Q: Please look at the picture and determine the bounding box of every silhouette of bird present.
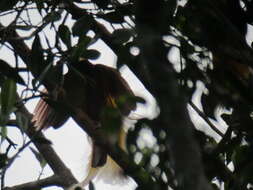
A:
[32,60,137,187]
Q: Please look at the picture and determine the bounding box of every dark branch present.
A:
[3,175,61,190]
[189,101,224,137]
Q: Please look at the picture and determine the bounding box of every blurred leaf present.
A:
[89,182,95,190]
[0,153,8,169]
[33,136,52,145]
[70,36,92,61]
[0,0,18,12]
[83,49,101,60]
[92,0,110,9]
[32,61,53,88]
[35,1,44,14]
[0,59,25,85]
[112,29,133,44]
[72,16,92,36]
[201,92,218,120]
[14,25,34,31]
[232,145,250,170]
[58,24,72,49]
[101,106,122,134]
[0,79,16,125]
[0,126,8,143]
[30,147,47,168]
[98,11,125,23]
[16,112,29,134]
[43,11,61,23]
[31,35,45,76]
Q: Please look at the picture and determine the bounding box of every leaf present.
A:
[82,49,101,60]
[32,61,53,88]
[0,126,8,143]
[14,25,34,31]
[30,147,47,168]
[72,16,92,36]
[89,182,95,190]
[33,136,52,145]
[0,0,18,12]
[0,153,8,169]
[0,59,25,85]
[58,24,72,49]
[16,112,29,134]
[98,11,125,24]
[70,36,92,61]
[31,35,45,76]
[0,79,16,125]
[43,11,61,23]
[112,29,133,44]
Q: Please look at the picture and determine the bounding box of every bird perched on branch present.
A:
[32,60,137,187]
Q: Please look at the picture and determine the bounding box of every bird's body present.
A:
[32,60,136,186]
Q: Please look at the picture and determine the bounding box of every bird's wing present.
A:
[94,64,137,116]
[32,89,69,130]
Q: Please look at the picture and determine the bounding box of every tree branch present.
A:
[69,107,157,188]
[3,175,61,190]
[14,95,79,189]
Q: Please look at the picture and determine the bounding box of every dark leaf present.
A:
[58,24,72,48]
[0,79,16,125]
[30,147,47,168]
[31,35,45,76]
[32,136,52,145]
[201,91,218,120]
[16,112,29,134]
[0,59,25,85]
[92,0,110,9]
[14,25,34,31]
[89,182,95,190]
[112,29,133,44]
[0,0,18,12]
[35,1,44,14]
[43,11,61,23]
[0,126,8,143]
[98,11,125,24]
[72,16,93,36]
[82,49,101,60]
[70,36,92,61]
[0,153,8,169]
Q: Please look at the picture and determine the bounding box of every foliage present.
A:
[0,0,253,190]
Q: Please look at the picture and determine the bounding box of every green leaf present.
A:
[112,29,133,44]
[30,147,47,168]
[0,59,25,85]
[82,49,101,60]
[72,16,93,37]
[58,24,72,49]
[0,79,16,125]
[0,126,8,143]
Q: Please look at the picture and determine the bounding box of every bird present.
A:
[32,60,137,187]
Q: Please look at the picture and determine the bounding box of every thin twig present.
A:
[189,100,224,137]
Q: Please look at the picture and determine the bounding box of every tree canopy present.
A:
[1,0,253,190]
